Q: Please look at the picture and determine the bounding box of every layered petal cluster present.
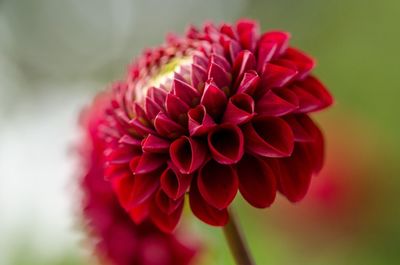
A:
[79,95,197,265]
[100,19,333,232]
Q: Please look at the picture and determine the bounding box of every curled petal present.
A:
[201,81,228,118]
[165,93,190,125]
[211,53,231,72]
[145,97,162,120]
[155,189,184,214]
[278,143,314,202]
[150,196,184,233]
[132,152,166,175]
[222,93,255,125]
[189,180,229,226]
[261,63,297,89]
[129,118,155,137]
[172,78,200,106]
[147,86,167,106]
[221,37,241,63]
[233,50,256,85]
[282,47,315,80]
[208,124,244,164]
[257,41,278,72]
[141,134,170,153]
[293,76,333,112]
[128,156,161,206]
[188,105,216,136]
[237,154,276,208]
[160,167,192,200]
[111,172,135,209]
[119,134,142,147]
[197,160,238,209]
[236,70,260,95]
[128,200,150,224]
[259,31,291,57]
[170,136,208,174]
[154,112,186,139]
[236,19,259,51]
[243,116,294,157]
[256,88,299,116]
[207,62,231,88]
[191,63,207,91]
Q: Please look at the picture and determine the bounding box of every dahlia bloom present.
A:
[98,19,333,232]
[79,95,197,265]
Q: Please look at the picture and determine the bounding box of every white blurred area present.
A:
[0,0,245,264]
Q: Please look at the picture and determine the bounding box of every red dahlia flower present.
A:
[98,19,333,232]
[79,95,197,265]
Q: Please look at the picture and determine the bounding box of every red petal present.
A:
[160,167,192,200]
[255,88,299,116]
[188,105,216,136]
[278,143,314,202]
[222,93,255,125]
[172,78,200,106]
[111,172,135,209]
[243,116,294,157]
[165,93,190,125]
[293,76,333,112]
[145,97,162,120]
[232,50,256,86]
[170,136,208,174]
[127,200,150,224]
[119,134,142,147]
[200,81,228,119]
[132,152,166,175]
[150,196,184,233]
[141,134,170,153]
[128,118,155,137]
[259,31,291,57]
[147,86,167,106]
[155,189,184,214]
[154,112,186,139]
[208,124,244,164]
[237,154,276,208]
[189,181,229,226]
[236,70,260,95]
[257,41,278,72]
[261,63,297,89]
[197,160,238,209]
[191,63,207,91]
[128,157,161,206]
[236,19,259,51]
[207,62,231,88]
[282,48,315,80]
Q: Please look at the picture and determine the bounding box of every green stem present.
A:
[223,209,255,265]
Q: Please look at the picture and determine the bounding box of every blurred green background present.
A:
[0,0,399,264]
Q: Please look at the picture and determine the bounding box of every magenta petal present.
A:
[261,63,298,88]
[207,62,231,88]
[211,53,231,72]
[165,93,190,125]
[222,93,255,125]
[237,154,276,208]
[172,78,200,106]
[160,167,192,200]
[259,31,291,57]
[132,152,166,175]
[256,88,299,116]
[243,116,294,157]
[236,70,260,95]
[154,112,186,139]
[141,134,170,153]
[189,181,229,226]
[278,143,314,202]
[200,81,228,118]
[150,196,184,233]
[170,136,207,174]
[208,124,244,164]
[197,159,238,210]
[155,189,184,214]
[119,134,142,147]
[188,105,216,136]
[147,86,167,106]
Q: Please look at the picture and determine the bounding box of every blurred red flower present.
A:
[94,19,333,232]
[79,94,198,265]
